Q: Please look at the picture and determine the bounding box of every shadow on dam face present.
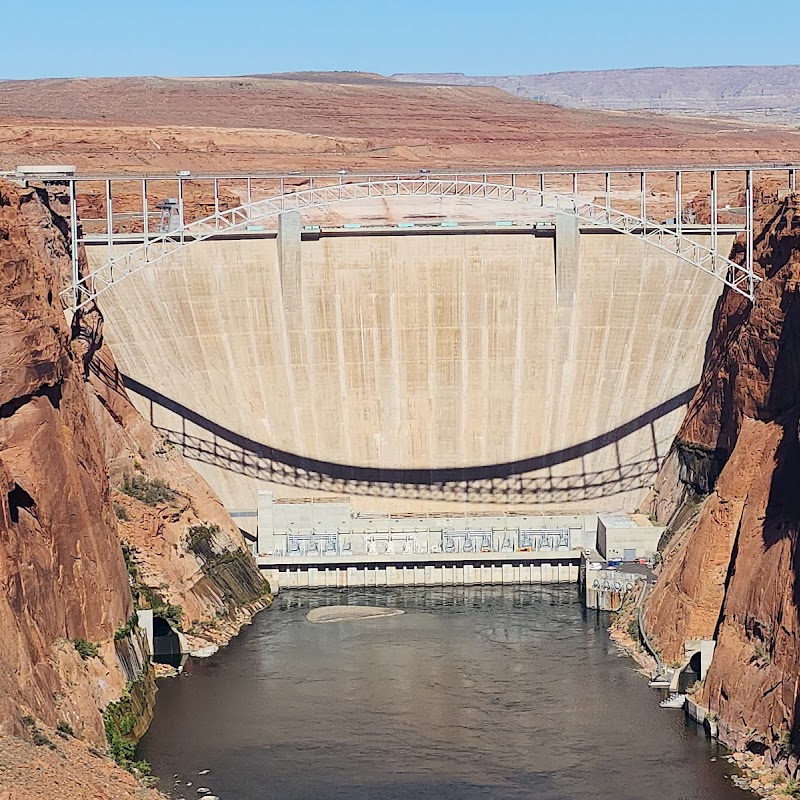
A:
[107,367,693,506]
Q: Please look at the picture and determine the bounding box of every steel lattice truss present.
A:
[63,178,758,311]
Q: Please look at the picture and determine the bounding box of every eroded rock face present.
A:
[0,183,131,742]
[644,196,800,751]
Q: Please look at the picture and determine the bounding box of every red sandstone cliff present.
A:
[0,181,268,797]
[644,195,800,757]
[0,183,133,743]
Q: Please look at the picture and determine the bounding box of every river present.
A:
[138,586,750,799]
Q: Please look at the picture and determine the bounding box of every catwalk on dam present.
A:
[137,586,748,800]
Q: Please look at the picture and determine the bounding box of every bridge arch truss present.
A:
[63,174,762,311]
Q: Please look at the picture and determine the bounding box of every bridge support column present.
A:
[555,212,581,307]
[278,211,302,312]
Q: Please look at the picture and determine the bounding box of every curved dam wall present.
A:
[88,230,728,513]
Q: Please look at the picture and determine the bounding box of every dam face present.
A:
[90,230,727,513]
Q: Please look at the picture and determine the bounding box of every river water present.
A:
[138,586,749,799]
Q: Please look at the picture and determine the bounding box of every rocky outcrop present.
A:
[88,337,270,648]
[0,179,269,792]
[643,195,800,755]
[0,732,162,800]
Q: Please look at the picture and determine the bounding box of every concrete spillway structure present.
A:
[89,227,729,513]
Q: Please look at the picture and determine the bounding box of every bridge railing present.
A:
[55,167,782,310]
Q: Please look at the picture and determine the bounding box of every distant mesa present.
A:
[390,65,800,123]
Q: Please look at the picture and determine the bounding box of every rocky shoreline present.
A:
[610,596,800,800]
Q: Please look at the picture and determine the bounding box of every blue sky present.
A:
[1,0,797,80]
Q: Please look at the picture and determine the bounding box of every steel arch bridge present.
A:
[63,177,758,311]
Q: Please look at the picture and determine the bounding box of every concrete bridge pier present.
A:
[555,212,581,307]
[278,211,302,312]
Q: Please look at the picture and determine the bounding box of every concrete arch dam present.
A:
[89,227,729,513]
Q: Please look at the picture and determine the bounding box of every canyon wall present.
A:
[0,181,268,796]
[644,195,800,754]
[0,181,134,744]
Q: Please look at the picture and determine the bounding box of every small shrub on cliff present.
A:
[130,760,153,779]
[103,675,154,778]
[22,717,55,749]
[785,779,800,798]
[778,729,794,760]
[114,613,139,642]
[626,617,641,647]
[212,550,241,568]
[750,643,772,667]
[56,721,74,738]
[113,502,130,521]
[72,638,99,660]
[186,522,221,550]
[121,541,140,583]
[121,473,175,506]
[104,686,138,767]
[31,729,55,749]
[105,721,135,767]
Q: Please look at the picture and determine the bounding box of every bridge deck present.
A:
[14,163,800,181]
